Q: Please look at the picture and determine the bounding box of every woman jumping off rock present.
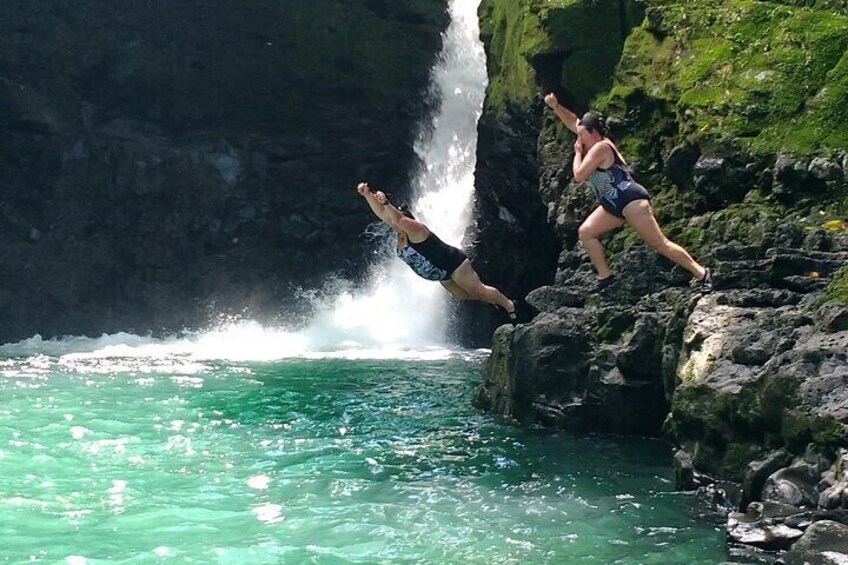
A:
[357,181,517,321]
[544,93,713,294]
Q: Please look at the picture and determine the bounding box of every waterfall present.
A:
[300,0,487,351]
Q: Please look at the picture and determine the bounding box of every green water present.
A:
[0,352,725,564]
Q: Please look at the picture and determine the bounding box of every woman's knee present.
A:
[578,223,597,242]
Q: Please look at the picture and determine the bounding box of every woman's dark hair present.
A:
[579,111,609,137]
[398,204,415,219]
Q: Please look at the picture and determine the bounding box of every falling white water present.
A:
[0,0,488,363]
[307,0,488,350]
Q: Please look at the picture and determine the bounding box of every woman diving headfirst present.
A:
[356,182,517,321]
[544,93,713,294]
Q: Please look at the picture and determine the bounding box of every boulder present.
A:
[779,520,848,565]
[727,511,803,550]
[743,451,795,506]
[762,463,822,508]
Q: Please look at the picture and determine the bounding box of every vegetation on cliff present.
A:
[605,0,848,154]
[480,0,848,152]
[478,0,646,117]
[827,266,848,305]
[479,0,848,264]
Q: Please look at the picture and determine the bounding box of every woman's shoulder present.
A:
[604,140,628,165]
[601,139,619,153]
[588,140,617,169]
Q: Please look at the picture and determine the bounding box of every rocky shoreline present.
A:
[470,0,848,561]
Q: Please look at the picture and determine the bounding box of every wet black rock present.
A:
[763,463,824,508]
[744,451,796,507]
[664,143,700,190]
[773,153,846,203]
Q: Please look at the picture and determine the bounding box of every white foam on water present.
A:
[0,321,490,366]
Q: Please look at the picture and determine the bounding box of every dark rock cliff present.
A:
[472,0,848,561]
[0,0,448,340]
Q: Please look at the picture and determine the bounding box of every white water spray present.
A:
[0,0,487,362]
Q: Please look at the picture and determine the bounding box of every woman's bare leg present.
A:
[440,279,474,300]
[623,200,706,279]
[578,206,625,279]
[450,260,514,313]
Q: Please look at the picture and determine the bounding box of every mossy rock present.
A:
[721,442,768,479]
[478,0,646,116]
[670,379,763,440]
[825,266,848,306]
[604,0,848,154]
[594,309,636,343]
[783,410,848,452]
[812,416,848,447]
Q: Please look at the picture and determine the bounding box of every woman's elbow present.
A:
[573,172,588,183]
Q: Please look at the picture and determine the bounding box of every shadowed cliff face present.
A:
[0,0,448,340]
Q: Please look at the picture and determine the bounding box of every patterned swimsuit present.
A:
[585,143,651,218]
[396,231,467,281]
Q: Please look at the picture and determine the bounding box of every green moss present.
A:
[594,310,636,343]
[478,0,545,115]
[605,226,642,256]
[775,1,847,10]
[812,417,848,447]
[664,201,785,255]
[669,377,847,478]
[781,410,814,452]
[669,382,766,478]
[602,0,848,154]
[479,0,645,116]
[781,409,847,452]
[671,380,762,436]
[825,266,848,306]
[721,442,766,480]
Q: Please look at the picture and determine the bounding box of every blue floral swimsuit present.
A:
[396,231,467,281]
[585,143,651,218]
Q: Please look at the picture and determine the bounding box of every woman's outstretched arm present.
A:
[544,93,580,134]
[357,182,401,226]
[356,182,429,240]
